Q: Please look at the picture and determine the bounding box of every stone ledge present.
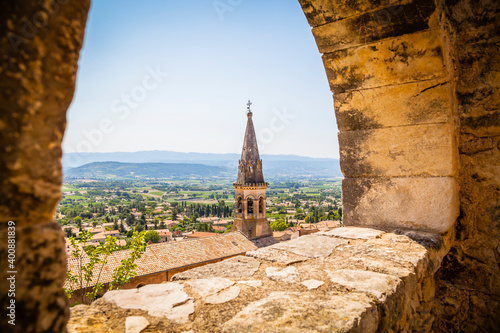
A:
[68,228,449,332]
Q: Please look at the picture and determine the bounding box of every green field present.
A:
[64,195,86,200]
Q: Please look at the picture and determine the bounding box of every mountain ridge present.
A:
[62,151,342,180]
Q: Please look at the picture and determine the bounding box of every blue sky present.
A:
[63,0,339,158]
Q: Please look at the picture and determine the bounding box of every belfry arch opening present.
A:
[247,197,254,214]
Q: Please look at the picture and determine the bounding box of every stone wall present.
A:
[299,0,499,331]
[433,0,499,331]
[300,0,460,233]
[0,0,91,332]
[66,228,452,332]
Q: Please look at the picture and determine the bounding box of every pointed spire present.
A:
[237,100,265,184]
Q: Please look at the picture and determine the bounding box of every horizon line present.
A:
[62,149,340,160]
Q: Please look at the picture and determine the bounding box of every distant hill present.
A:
[64,162,229,180]
[62,150,342,179]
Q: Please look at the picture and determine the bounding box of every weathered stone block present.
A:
[313,0,437,53]
[322,227,385,240]
[246,247,309,265]
[0,222,68,332]
[299,0,413,27]
[342,177,459,233]
[322,29,447,94]
[339,123,457,177]
[102,283,194,324]
[0,1,91,224]
[269,234,348,258]
[172,256,260,280]
[328,269,400,302]
[223,291,379,333]
[334,80,452,131]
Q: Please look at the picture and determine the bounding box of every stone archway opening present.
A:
[1,0,498,332]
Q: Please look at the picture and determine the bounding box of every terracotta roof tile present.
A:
[65,232,256,290]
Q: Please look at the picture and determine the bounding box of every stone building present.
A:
[231,101,273,240]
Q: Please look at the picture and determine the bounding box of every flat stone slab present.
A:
[301,279,324,290]
[348,256,413,278]
[102,283,194,324]
[327,269,400,302]
[172,256,260,280]
[185,277,234,297]
[237,280,262,288]
[204,286,241,304]
[266,266,299,283]
[125,316,150,333]
[246,248,309,265]
[321,227,385,240]
[343,236,428,274]
[269,234,348,258]
[223,291,378,333]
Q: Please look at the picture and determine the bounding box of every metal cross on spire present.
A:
[247,99,252,113]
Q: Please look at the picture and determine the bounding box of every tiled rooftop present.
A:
[65,231,257,290]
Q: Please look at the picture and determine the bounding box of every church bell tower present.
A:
[231,101,272,239]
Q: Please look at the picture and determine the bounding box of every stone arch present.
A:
[246,196,254,214]
[236,196,242,213]
[1,1,498,332]
[259,196,265,214]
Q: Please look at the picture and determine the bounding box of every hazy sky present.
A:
[63,0,339,158]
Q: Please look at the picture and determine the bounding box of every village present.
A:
[56,177,343,255]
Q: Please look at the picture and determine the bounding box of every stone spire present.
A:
[236,100,265,184]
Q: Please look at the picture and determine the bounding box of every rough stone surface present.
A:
[67,231,449,332]
[237,280,262,288]
[312,0,437,53]
[223,291,378,333]
[433,1,500,331]
[0,1,90,224]
[339,123,457,177]
[0,222,69,332]
[172,256,260,280]
[102,283,194,324]
[270,234,348,258]
[3,0,499,332]
[204,286,241,304]
[125,316,150,333]
[299,0,414,26]
[265,266,299,283]
[185,278,234,297]
[322,29,447,94]
[0,1,90,332]
[301,279,324,290]
[246,247,309,264]
[343,177,459,233]
[334,80,452,131]
[328,269,400,302]
[321,227,385,240]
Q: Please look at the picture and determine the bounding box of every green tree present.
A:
[109,229,147,290]
[74,216,82,228]
[65,229,147,304]
[64,227,73,238]
[144,230,160,243]
[270,219,288,232]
